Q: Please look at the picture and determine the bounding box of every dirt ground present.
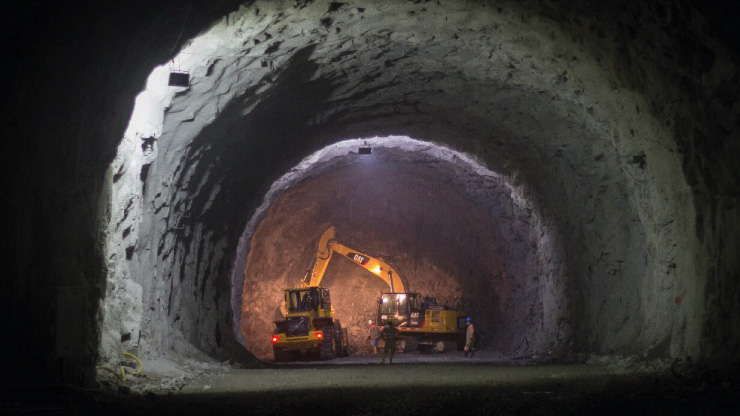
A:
[4,353,739,415]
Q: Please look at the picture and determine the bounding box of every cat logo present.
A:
[347,252,370,265]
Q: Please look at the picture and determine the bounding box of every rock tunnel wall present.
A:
[102,0,703,365]
[6,0,740,384]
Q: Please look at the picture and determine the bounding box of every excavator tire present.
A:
[318,326,336,360]
[333,322,347,357]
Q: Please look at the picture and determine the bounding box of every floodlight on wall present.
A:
[358,141,372,155]
[168,71,190,87]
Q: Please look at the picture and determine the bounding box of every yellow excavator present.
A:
[304,226,468,353]
[271,226,467,361]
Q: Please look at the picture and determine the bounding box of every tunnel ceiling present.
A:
[88,0,740,369]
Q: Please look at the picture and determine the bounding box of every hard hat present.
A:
[368,320,374,325]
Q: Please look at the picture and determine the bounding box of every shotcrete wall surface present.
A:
[93,0,740,371]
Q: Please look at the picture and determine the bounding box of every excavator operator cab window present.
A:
[408,294,420,310]
[396,295,408,315]
[379,293,413,325]
[379,294,396,315]
[379,293,418,314]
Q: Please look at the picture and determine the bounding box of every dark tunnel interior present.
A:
[4,0,740,413]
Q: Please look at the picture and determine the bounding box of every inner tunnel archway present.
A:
[235,137,565,359]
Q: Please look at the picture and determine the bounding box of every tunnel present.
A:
[5,0,740,413]
[234,137,566,360]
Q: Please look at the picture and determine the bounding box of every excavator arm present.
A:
[301,226,408,292]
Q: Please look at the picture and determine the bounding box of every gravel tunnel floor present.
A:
[5,355,739,415]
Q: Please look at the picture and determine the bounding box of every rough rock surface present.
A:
[6,0,740,387]
[108,0,668,365]
[97,0,740,369]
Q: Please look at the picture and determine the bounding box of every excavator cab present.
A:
[377,292,423,328]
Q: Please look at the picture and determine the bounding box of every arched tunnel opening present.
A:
[235,137,565,360]
[6,0,740,413]
[101,1,687,370]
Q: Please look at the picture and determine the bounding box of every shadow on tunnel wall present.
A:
[148,44,340,363]
[5,0,251,386]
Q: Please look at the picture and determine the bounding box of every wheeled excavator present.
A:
[292,226,468,354]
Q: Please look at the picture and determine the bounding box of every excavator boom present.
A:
[289,226,467,355]
[302,226,407,292]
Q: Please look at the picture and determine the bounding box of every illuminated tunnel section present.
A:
[94,0,739,370]
[236,138,565,359]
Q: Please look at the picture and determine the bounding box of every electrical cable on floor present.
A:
[95,351,144,382]
[95,365,125,381]
[122,351,144,376]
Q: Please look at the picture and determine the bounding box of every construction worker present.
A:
[464,317,476,357]
[381,318,398,364]
[367,319,381,354]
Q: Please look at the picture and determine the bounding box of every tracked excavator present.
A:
[301,226,469,354]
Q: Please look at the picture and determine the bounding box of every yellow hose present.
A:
[96,351,144,382]
[95,365,125,381]
[122,351,144,376]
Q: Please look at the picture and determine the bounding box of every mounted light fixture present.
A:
[168,71,190,87]
[358,140,372,155]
